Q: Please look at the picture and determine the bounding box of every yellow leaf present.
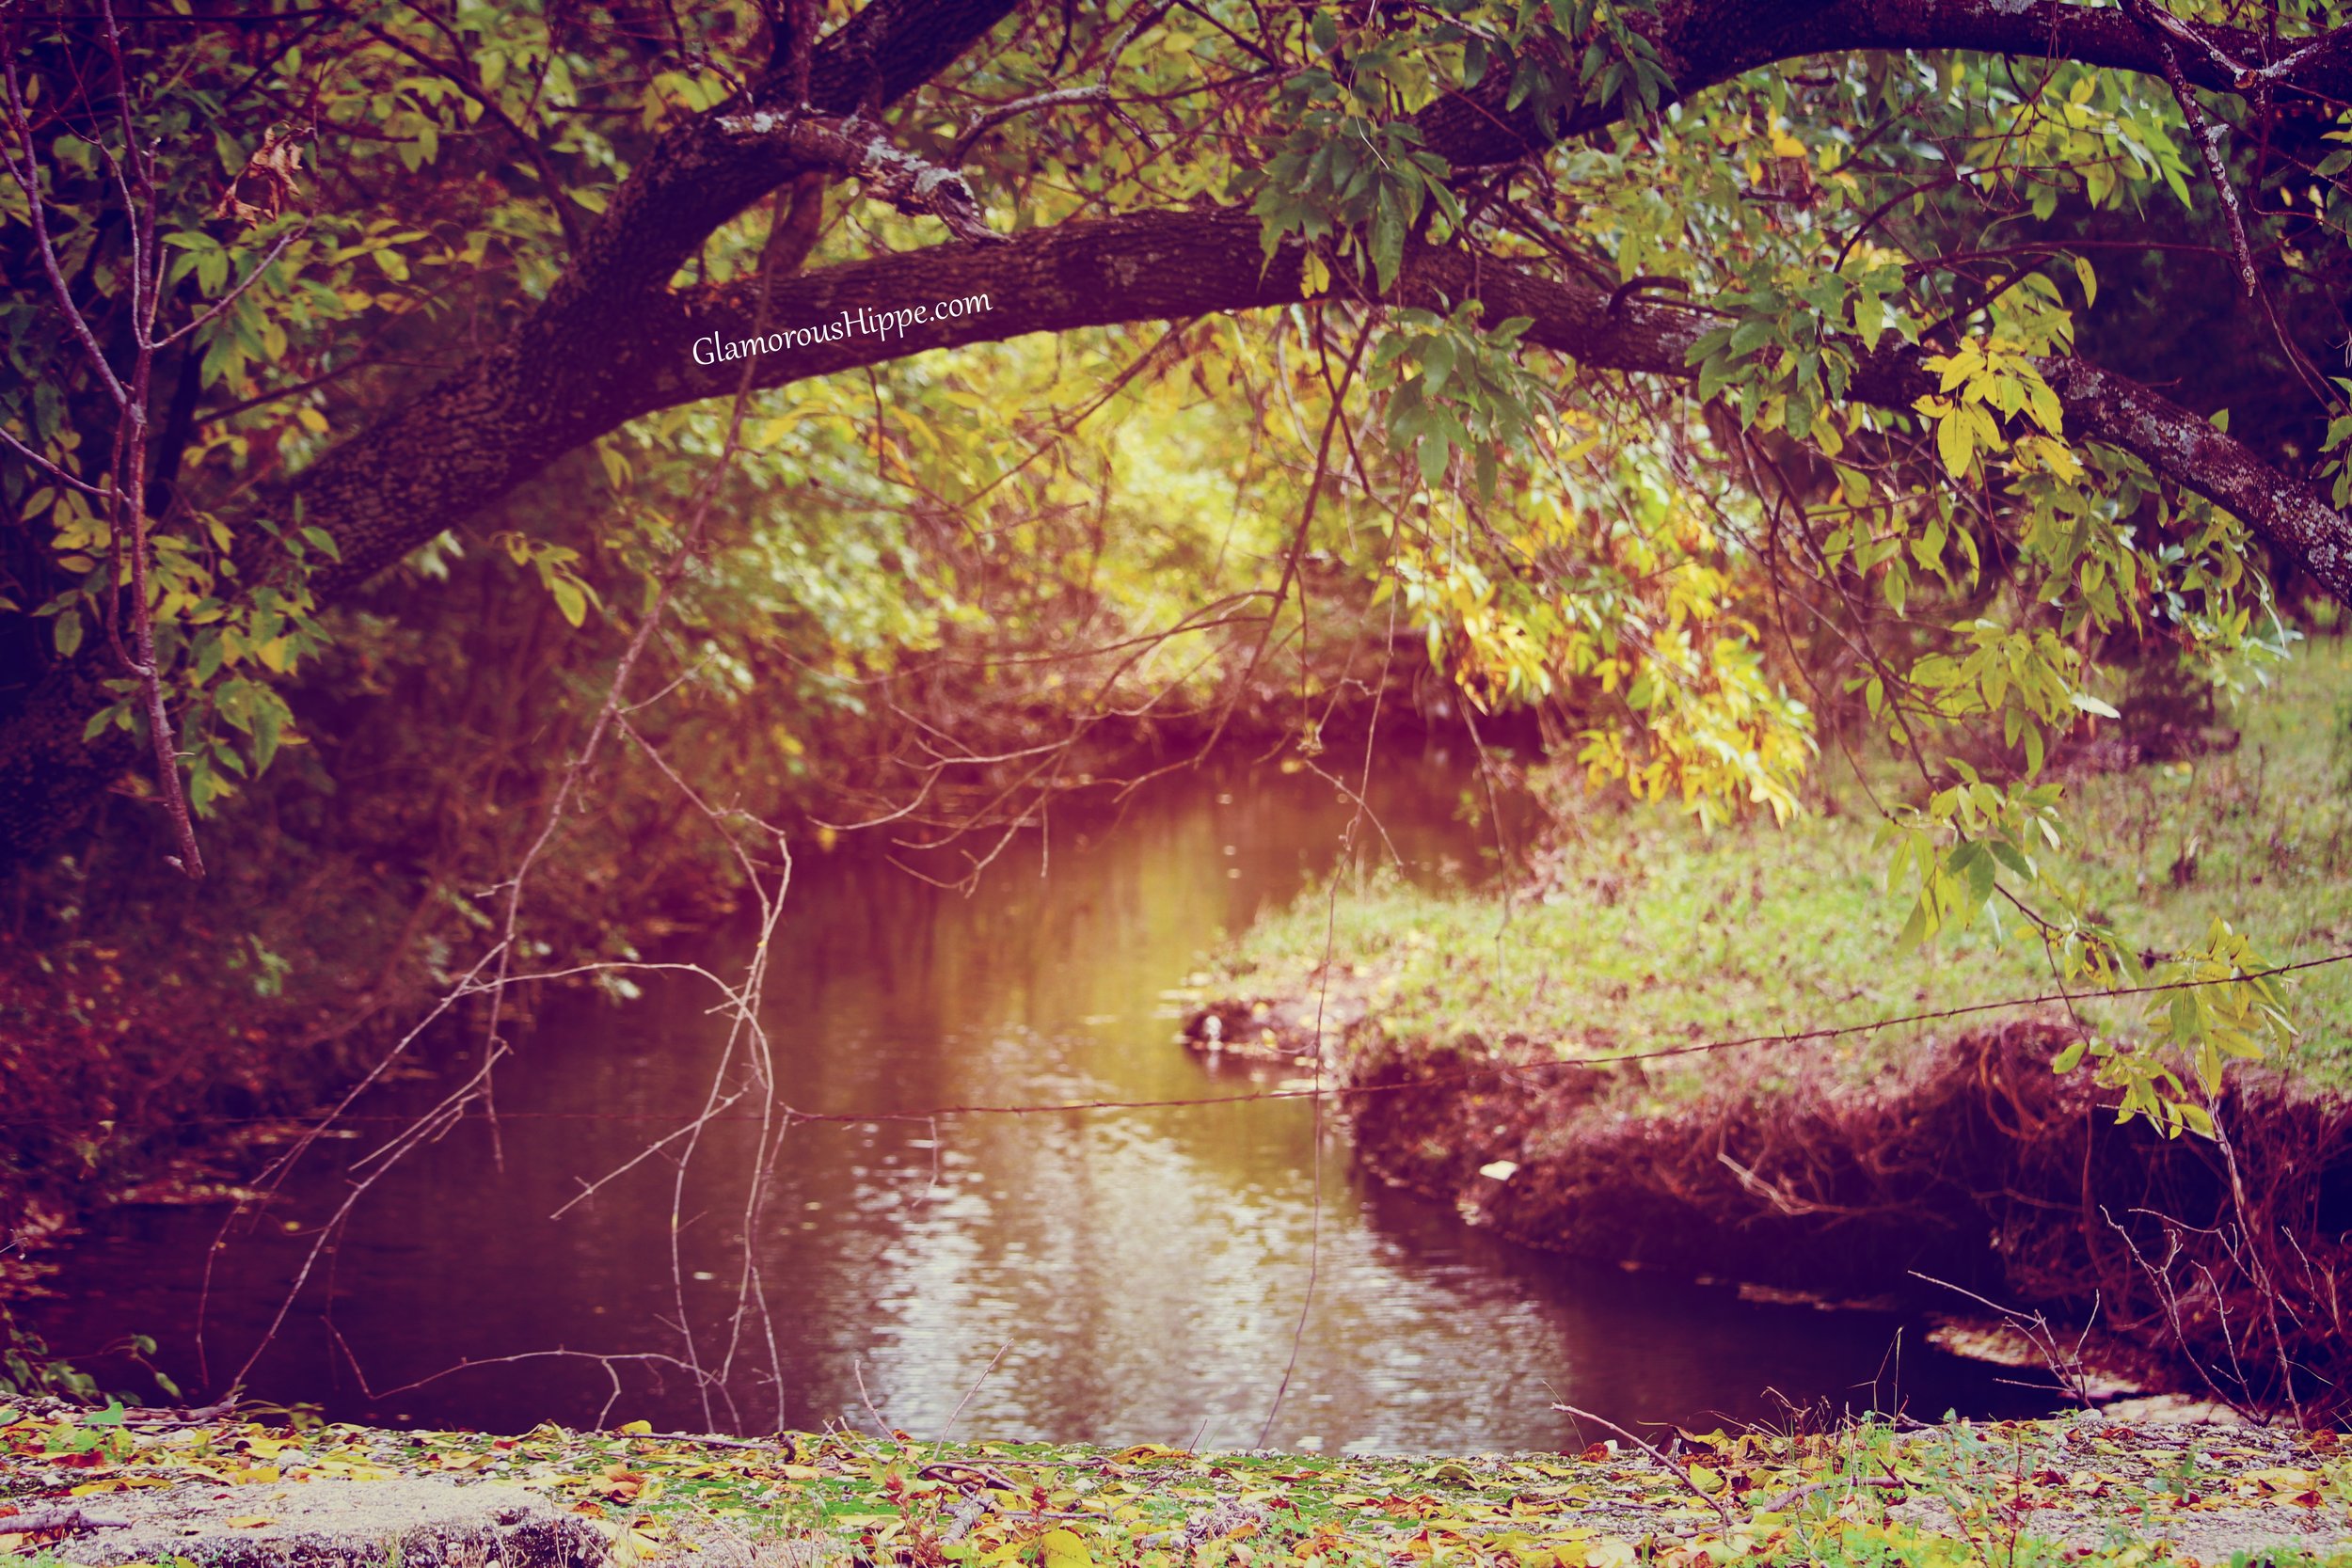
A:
[1041,1528,1096,1568]
[1934,411,1974,478]
[617,1420,654,1435]
[2246,1467,2321,1490]
[226,1516,275,1528]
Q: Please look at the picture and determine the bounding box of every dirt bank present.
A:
[1184,1004,2352,1425]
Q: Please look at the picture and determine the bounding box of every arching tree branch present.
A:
[9,0,2352,869]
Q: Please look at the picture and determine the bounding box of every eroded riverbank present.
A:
[1184,970,2352,1427]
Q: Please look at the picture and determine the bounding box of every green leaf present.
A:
[1416,432,1449,488]
[1949,840,1997,911]
[549,575,589,627]
[250,689,288,774]
[1853,289,1883,350]
[1369,201,1405,294]
[54,607,83,658]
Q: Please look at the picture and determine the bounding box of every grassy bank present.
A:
[5,1403,2352,1567]
[1199,642,2352,1425]
[1216,640,2352,1096]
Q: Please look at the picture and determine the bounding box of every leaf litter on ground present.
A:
[1,1402,2349,1568]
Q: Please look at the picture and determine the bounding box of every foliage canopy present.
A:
[6,0,2352,1122]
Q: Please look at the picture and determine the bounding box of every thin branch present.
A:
[949,84,1110,164]
[148,222,308,349]
[0,423,109,498]
[1552,1402,1735,1527]
[2125,0,2260,296]
[0,49,129,406]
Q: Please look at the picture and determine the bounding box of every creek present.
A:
[36,748,2049,1449]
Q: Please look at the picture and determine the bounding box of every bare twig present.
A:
[1552,1401,1736,1526]
[950,84,1112,164]
[1909,1271,2108,1410]
[1756,1475,1909,1515]
[2123,0,2260,296]
[149,222,309,349]
[932,1340,1015,1443]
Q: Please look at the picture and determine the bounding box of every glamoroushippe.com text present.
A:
[691,293,993,366]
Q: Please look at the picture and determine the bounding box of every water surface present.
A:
[41,751,2050,1449]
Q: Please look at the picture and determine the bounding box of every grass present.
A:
[1216,639,2352,1096]
[5,1404,2352,1568]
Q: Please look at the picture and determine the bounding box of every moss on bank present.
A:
[3,1403,2351,1568]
